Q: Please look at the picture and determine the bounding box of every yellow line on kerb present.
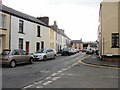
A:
[78,55,120,70]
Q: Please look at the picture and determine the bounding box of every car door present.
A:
[19,50,28,63]
[11,49,21,63]
[46,49,51,59]
[50,49,55,58]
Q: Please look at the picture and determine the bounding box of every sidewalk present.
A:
[81,54,120,68]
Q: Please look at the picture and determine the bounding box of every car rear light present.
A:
[2,56,9,61]
[2,58,8,61]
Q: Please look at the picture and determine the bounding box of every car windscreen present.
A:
[35,49,46,53]
[63,48,69,51]
[2,50,11,55]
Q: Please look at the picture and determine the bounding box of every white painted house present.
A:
[3,5,50,53]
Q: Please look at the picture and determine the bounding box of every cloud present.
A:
[46,0,102,6]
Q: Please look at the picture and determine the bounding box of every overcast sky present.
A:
[2,0,102,41]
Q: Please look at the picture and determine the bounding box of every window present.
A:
[112,33,119,48]
[20,50,26,55]
[19,20,24,33]
[19,38,23,49]
[56,33,57,40]
[37,26,41,37]
[0,14,6,29]
[36,42,40,51]
[12,50,20,55]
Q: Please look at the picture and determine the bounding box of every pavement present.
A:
[80,54,120,68]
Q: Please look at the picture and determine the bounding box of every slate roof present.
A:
[1,5,48,26]
[72,40,83,43]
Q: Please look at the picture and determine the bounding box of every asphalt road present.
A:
[2,52,86,88]
[2,52,119,89]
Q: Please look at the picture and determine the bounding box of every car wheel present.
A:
[43,56,47,60]
[53,54,56,59]
[29,58,33,64]
[10,60,16,68]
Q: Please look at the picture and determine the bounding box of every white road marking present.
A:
[33,81,43,85]
[42,81,53,86]
[57,70,63,73]
[51,73,58,76]
[67,66,71,69]
[62,68,67,71]
[45,76,51,80]
[23,55,87,89]
[23,85,33,89]
[52,77,61,81]
[71,62,78,66]
[36,86,43,88]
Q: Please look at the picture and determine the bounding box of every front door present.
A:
[26,41,29,54]
[41,41,44,49]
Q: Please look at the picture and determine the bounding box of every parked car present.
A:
[1,49,34,68]
[33,48,56,61]
[52,49,57,56]
[70,48,75,54]
[86,48,94,54]
[74,49,80,53]
[82,49,86,52]
[61,48,72,56]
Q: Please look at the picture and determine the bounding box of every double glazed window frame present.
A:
[36,42,40,52]
[19,38,23,49]
[37,25,41,37]
[111,33,119,48]
[19,20,24,33]
[0,14,6,29]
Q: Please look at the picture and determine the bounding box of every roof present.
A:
[72,40,83,43]
[1,5,48,27]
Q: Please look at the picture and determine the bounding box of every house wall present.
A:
[118,1,120,55]
[101,1,119,56]
[11,16,34,52]
[72,43,83,49]
[37,25,50,49]
[0,12,10,53]
[59,34,62,51]
[11,15,50,53]
[55,32,59,51]
[62,36,66,49]
[50,28,54,49]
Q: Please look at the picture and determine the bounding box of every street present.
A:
[2,52,119,88]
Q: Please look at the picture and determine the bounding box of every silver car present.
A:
[33,48,56,60]
[1,49,34,68]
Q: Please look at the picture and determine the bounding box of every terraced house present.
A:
[0,9,10,53]
[0,5,70,54]
[98,0,120,61]
[50,21,71,53]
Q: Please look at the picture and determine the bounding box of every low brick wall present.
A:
[102,56,120,62]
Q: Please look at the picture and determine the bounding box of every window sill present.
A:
[37,35,41,37]
[18,32,25,34]
[111,46,120,48]
[0,28,7,30]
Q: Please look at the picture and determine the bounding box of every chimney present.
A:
[37,16,49,25]
[54,21,57,25]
